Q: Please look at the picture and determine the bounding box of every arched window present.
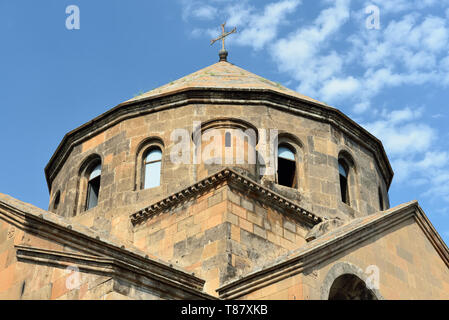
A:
[143,147,162,189]
[86,163,101,210]
[277,144,297,188]
[225,131,232,148]
[53,191,61,211]
[378,187,384,211]
[338,159,350,205]
[328,274,377,300]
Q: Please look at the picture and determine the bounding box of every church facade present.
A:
[1,53,448,300]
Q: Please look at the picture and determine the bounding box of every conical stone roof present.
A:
[126,60,326,106]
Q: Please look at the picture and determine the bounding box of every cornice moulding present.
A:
[0,195,205,292]
[15,245,214,299]
[130,167,322,227]
[217,201,449,299]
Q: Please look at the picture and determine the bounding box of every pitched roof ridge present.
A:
[0,192,195,277]
[130,167,322,227]
[217,200,449,299]
[126,61,325,106]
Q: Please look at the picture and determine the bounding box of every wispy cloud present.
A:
[189,0,301,50]
[363,107,449,203]
[269,5,449,111]
[229,0,301,50]
[364,0,447,14]
[270,0,351,99]
[182,0,449,207]
[363,108,434,157]
[181,0,219,21]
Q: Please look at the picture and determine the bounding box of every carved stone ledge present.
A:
[130,167,323,227]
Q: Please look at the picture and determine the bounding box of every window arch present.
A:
[143,147,162,189]
[328,274,377,300]
[338,159,350,205]
[378,187,384,211]
[277,143,297,188]
[337,150,358,209]
[86,163,101,210]
[74,154,102,216]
[192,118,259,181]
[134,137,165,191]
[320,262,383,300]
[52,191,61,211]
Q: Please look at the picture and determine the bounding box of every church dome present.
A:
[45,58,393,227]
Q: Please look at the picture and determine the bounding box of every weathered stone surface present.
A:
[1,59,447,301]
[305,218,346,242]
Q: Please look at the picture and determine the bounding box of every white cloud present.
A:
[354,101,370,113]
[181,0,219,21]
[265,2,449,108]
[363,107,449,206]
[192,5,218,20]
[225,4,253,27]
[320,76,360,102]
[270,0,351,101]
[355,14,448,72]
[384,107,422,123]
[228,0,301,50]
[363,108,435,157]
[187,0,301,50]
[184,0,449,110]
[182,0,449,206]
[366,0,445,14]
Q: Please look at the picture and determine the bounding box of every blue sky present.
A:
[1,0,448,243]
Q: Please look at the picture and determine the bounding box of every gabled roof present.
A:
[126,61,325,105]
[130,167,322,227]
[218,201,449,299]
[0,192,213,299]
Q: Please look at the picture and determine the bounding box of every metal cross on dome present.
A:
[210,22,237,52]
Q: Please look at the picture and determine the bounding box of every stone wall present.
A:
[49,103,389,246]
[0,193,211,300]
[0,219,113,299]
[233,217,449,300]
[132,183,312,296]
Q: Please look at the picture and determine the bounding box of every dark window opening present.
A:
[53,191,60,210]
[339,160,350,205]
[329,274,377,300]
[378,187,384,211]
[86,164,101,211]
[278,158,296,187]
[277,145,297,188]
[225,132,231,147]
[20,281,26,297]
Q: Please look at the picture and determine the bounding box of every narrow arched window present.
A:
[53,191,61,211]
[277,144,297,188]
[378,187,384,211]
[143,147,162,189]
[225,132,231,147]
[339,160,350,205]
[86,163,101,210]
